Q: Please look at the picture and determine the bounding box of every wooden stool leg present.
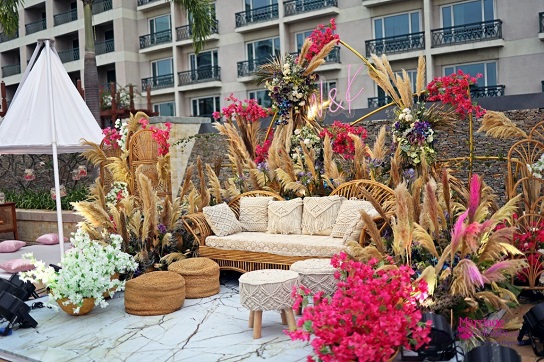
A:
[249,310,255,328]
[295,304,302,316]
[253,310,263,339]
[284,308,297,332]
[281,309,287,325]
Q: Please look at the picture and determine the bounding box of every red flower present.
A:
[319,121,367,159]
[304,19,340,63]
[214,94,270,123]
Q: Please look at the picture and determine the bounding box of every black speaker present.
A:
[518,302,544,356]
[465,343,521,362]
[0,275,37,301]
[0,291,38,336]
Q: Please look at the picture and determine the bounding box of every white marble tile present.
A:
[0,273,312,362]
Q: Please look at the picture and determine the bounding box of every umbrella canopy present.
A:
[0,39,103,257]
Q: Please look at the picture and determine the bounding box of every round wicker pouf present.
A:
[124,271,186,316]
[239,269,299,339]
[168,257,220,298]
[290,258,337,296]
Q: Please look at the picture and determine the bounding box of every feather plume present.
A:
[298,39,312,66]
[451,259,484,297]
[467,174,481,222]
[128,111,149,134]
[421,179,442,237]
[482,259,528,283]
[156,154,171,185]
[478,111,527,139]
[474,291,508,311]
[372,126,387,162]
[300,142,318,179]
[392,183,414,261]
[160,252,187,266]
[303,40,337,76]
[389,147,402,188]
[137,172,158,240]
[323,134,340,180]
[346,241,383,263]
[416,55,426,96]
[80,140,108,166]
[206,164,223,204]
[105,154,131,184]
[72,201,114,229]
[348,134,366,180]
[441,168,452,224]
[413,223,438,258]
[88,179,107,211]
[360,210,385,253]
[303,59,325,76]
[249,169,267,189]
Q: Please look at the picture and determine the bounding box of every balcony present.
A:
[92,0,113,15]
[96,39,115,55]
[25,19,46,35]
[367,96,392,108]
[139,30,172,49]
[54,9,77,26]
[284,0,337,16]
[58,48,80,63]
[431,20,502,47]
[176,20,219,41]
[235,4,278,28]
[365,32,424,57]
[178,66,221,86]
[470,85,505,98]
[137,0,161,5]
[141,74,175,91]
[1,64,21,78]
[237,59,269,78]
[0,30,18,43]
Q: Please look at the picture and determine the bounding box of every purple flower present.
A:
[158,223,167,234]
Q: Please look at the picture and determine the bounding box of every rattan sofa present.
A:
[182,180,395,273]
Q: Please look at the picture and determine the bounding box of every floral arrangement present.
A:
[20,228,137,313]
[100,85,132,110]
[102,118,171,156]
[392,105,435,165]
[290,126,323,166]
[138,118,172,156]
[527,153,544,179]
[319,121,367,160]
[105,181,129,207]
[212,93,270,124]
[289,253,431,362]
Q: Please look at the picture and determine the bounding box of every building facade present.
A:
[0,0,543,119]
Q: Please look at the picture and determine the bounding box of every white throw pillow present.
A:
[239,196,274,232]
[267,198,303,235]
[342,207,381,244]
[302,196,344,235]
[202,203,242,237]
[331,200,379,238]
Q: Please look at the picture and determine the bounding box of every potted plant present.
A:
[20,228,137,315]
[288,253,431,362]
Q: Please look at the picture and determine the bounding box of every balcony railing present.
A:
[176,20,219,41]
[25,18,46,35]
[431,19,502,47]
[235,4,278,27]
[178,66,221,85]
[141,74,175,90]
[92,0,113,15]
[1,64,21,77]
[540,12,544,33]
[58,48,80,63]
[470,85,505,98]
[96,39,115,55]
[368,96,392,108]
[139,29,172,49]
[137,0,161,5]
[284,0,337,16]
[0,30,18,43]
[365,32,425,57]
[324,46,340,63]
[54,9,77,26]
[237,58,269,77]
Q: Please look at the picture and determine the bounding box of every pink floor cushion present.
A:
[0,240,26,253]
[0,258,35,273]
[36,233,68,245]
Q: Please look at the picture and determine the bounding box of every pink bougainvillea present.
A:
[426,70,486,120]
[304,18,340,63]
[319,121,367,159]
[288,253,431,362]
[102,127,121,148]
[212,94,270,123]
[139,118,172,156]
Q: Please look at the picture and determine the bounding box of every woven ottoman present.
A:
[168,257,220,298]
[290,258,337,296]
[239,269,299,339]
[124,271,185,316]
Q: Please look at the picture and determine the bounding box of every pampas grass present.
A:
[478,111,528,139]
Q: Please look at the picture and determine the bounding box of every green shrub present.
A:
[1,186,89,210]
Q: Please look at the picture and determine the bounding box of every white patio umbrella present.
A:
[0,39,103,257]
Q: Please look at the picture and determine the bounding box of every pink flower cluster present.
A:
[255,129,274,165]
[319,121,367,159]
[102,127,122,148]
[304,18,340,63]
[288,253,431,362]
[426,70,486,119]
[139,118,172,156]
[212,94,270,123]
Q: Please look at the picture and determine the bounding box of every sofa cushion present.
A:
[203,203,242,237]
[343,207,381,244]
[239,196,274,232]
[205,232,347,258]
[268,198,303,235]
[0,258,35,273]
[0,240,26,253]
[302,196,343,235]
[331,200,379,238]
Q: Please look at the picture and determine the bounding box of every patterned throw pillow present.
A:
[268,198,303,235]
[331,200,379,238]
[239,196,274,232]
[203,203,242,237]
[302,196,344,235]
[342,206,381,244]
[0,240,26,253]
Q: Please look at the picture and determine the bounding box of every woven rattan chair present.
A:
[513,213,544,289]
[529,120,544,142]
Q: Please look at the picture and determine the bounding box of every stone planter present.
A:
[4,209,82,242]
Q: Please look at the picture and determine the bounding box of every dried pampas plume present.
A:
[478,111,527,139]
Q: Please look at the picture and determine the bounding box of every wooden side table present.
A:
[0,202,18,239]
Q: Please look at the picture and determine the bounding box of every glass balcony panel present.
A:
[1,64,21,77]
[235,4,278,27]
[95,39,115,55]
[54,9,77,26]
[92,0,113,15]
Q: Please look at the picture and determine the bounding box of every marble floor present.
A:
[0,272,312,362]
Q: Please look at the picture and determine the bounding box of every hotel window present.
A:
[376,70,417,99]
[441,0,494,28]
[245,0,277,10]
[295,30,313,51]
[192,96,220,118]
[248,90,272,108]
[151,58,173,78]
[153,102,175,117]
[373,11,421,39]
[444,61,497,86]
[247,37,280,62]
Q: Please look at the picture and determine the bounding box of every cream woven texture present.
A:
[331,200,378,238]
[342,203,380,243]
[239,197,273,232]
[202,203,242,237]
[239,270,299,311]
[267,198,303,235]
[206,232,347,257]
[291,259,337,295]
[301,196,343,235]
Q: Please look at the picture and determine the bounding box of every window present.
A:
[247,37,280,62]
[444,61,497,87]
[376,70,417,98]
[192,96,220,118]
[152,58,173,77]
[154,102,176,117]
[296,30,313,51]
[374,11,420,38]
[248,89,272,108]
[149,14,171,44]
[245,0,277,10]
[441,0,494,27]
[189,50,218,80]
[319,80,337,100]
